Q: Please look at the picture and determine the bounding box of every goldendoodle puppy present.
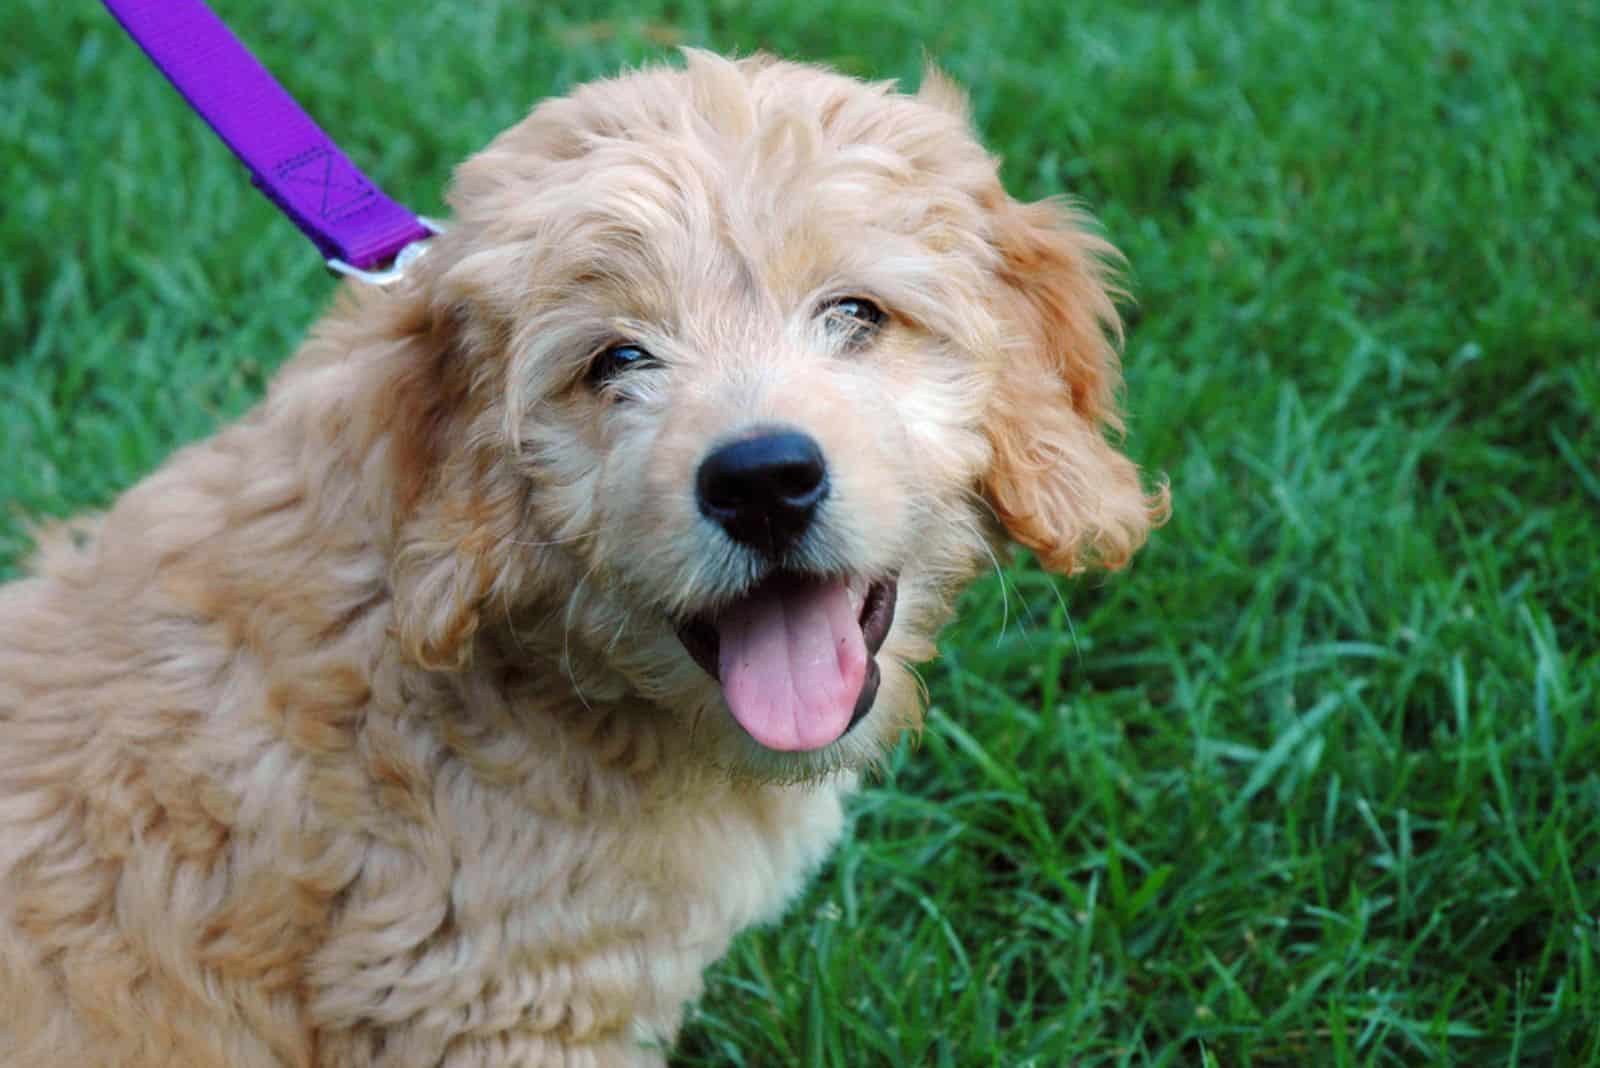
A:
[0,51,1165,1066]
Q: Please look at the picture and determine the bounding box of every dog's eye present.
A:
[587,342,657,387]
[820,297,887,347]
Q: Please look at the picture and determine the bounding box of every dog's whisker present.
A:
[561,563,602,714]
[498,565,530,655]
[605,606,633,656]
[1044,571,1086,674]
[504,530,598,549]
[952,508,1012,642]
[950,493,1028,646]
[687,698,706,756]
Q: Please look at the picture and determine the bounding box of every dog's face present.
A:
[384,53,1164,780]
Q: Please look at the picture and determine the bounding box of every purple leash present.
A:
[99,0,437,284]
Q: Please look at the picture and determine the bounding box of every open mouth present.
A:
[676,573,898,752]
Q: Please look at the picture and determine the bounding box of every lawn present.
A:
[4,0,1598,1064]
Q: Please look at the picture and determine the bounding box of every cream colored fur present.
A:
[0,52,1165,1066]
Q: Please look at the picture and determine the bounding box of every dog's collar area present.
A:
[327,218,447,286]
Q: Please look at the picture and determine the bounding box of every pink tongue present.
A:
[716,577,868,752]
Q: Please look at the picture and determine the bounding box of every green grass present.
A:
[5,1,1598,1064]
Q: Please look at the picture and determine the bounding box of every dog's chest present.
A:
[309,747,851,1065]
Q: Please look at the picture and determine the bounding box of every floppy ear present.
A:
[390,488,521,672]
[981,194,1169,574]
[352,289,527,673]
[386,366,534,671]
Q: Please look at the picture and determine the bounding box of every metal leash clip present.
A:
[327,217,448,286]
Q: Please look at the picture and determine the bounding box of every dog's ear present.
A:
[363,300,525,672]
[979,194,1169,575]
[390,485,521,673]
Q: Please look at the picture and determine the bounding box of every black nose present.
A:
[696,429,829,557]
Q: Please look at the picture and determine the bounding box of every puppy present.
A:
[0,52,1165,1067]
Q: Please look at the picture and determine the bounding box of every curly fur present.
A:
[0,52,1166,1066]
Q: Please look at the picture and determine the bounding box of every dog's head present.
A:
[376,52,1166,779]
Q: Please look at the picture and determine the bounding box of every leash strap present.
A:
[100,0,435,277]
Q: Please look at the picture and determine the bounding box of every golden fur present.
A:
[0,53,1166,1066]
